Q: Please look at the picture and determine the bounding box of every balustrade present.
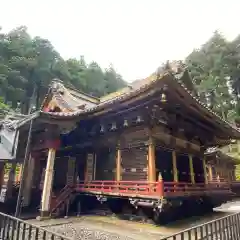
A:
[75,180,231,198]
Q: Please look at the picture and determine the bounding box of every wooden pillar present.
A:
[208,165,213,181]
[230,169,235,182]
[116,143,121,181]
[227,170,231,182]
[6,163,16,200]
[188,155,195,184]
[202,157,208,184]
[17,164,23,182]
[172,151,178,182]
[232,169,236,181]
[40,148,56,218]
[0,163,4,190]
[22,155,35,207]
[148,137,156,182]
[93,154,97,181]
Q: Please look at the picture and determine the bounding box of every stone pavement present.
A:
[27,216,167,240]
[214,199,240,213]
[26,210,232,240]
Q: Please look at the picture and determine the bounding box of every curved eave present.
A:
[38,70,240,141]
[39,72,166,120]
[205,150,238,163]
[40,87,53,111]
[172,78,240,140]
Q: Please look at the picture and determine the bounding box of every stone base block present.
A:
[36,211,51,221]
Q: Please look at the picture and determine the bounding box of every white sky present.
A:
[0,0,239,82]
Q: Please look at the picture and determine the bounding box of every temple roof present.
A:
[36,64,240,141]
[2,62,240,147]
[39,62,205,119]
[0,113,33,160]
[41,79,99,113]
[205,147,240,164]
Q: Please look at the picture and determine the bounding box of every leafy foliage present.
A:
[0,26,239,124]
[0,26,126,114]
[186,31,240,124]
[0,97,8,110]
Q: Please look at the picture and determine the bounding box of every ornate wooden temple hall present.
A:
[1,62,240,222]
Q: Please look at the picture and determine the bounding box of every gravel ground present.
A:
[24,200,240,240]
[46,222,134,240]
[28,216,167,240]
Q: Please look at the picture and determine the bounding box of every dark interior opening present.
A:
[193,156,204,183]
[155,147,173,182]
[176,153,190,182]
[95,147,115,180]
[76,152,87,181]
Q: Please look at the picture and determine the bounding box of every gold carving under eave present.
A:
[47,98,71,113]
[47,99,57,111]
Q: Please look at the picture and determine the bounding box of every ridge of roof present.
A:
[39,68,240,139]
[205,147,240,163]
[63,84,100,101]
[39,71,162,118]
[40,79,100,112]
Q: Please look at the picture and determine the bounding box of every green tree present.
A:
[186,31,239,122]
[0,26,127,113]
[104,64,125,95]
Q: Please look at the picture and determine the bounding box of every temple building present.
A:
[205,148,237,182]
[1,62,240,221]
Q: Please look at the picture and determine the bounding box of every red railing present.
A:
[76,181,163,197]
[75,180,231,198]
[163,181,231,197]
[230,181,240,195]
[231,181,240,186]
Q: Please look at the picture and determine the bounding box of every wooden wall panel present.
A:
[85,153,95,181]
[121,147,148,181]
[120,127,149,148]
[66,157,76,185]
[120,127,149,181]
[95,148,116,180]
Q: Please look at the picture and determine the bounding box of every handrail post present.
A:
[158,172,164,197]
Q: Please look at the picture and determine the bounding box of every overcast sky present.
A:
[0,0,239,82]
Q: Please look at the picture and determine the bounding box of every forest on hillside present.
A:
[0,26,126,114]
[0,27,239,125]
[186,31,240,125]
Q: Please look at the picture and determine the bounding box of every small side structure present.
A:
[0,113,38,206]
[1,62,240,222]
[205,148,237,183]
